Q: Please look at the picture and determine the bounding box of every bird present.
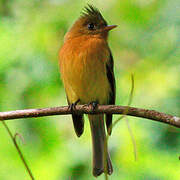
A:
[59,5,116,177]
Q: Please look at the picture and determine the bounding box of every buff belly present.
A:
[60,50,110,105]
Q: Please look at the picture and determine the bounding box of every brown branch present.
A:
[0,105,180,128]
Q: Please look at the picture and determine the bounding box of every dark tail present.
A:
[88,114,113,177]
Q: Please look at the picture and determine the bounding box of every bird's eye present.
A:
[88,23,95,30]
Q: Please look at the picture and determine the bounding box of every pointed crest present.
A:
[81,4,105,22]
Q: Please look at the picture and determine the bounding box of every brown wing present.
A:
[105,51,116,135]
[67,97,84,137]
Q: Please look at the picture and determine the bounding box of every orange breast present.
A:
[59,35,111,104]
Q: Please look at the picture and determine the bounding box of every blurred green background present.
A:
[0,0,180,179]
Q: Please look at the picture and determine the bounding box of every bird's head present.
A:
[65,5,117,40]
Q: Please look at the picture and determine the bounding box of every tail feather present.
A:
[88,114,113,177]
[72,113,84,137]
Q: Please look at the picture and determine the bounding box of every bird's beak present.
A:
[104,25,117,31]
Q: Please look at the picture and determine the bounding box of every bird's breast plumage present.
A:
[59,35,111,104]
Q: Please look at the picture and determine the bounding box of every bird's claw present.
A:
[68,99,80,112]
[87,101,98,111]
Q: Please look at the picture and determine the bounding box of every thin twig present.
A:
[125,118,138,161]
[104,74,135,179]
[124,75,137,161]
[112,74,135,128]
[1,121,35,180]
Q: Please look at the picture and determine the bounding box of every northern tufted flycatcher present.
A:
[59,5,116,177]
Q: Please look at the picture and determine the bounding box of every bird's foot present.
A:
[68,99,80,112]
[87,101,98,111]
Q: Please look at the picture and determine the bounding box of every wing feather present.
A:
[67,97,84,137]
[105,51,116,135]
